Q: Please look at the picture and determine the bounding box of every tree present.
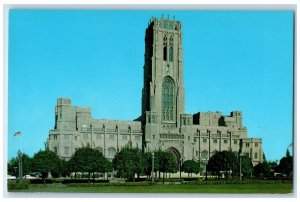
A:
[8,153,33,177]
[153,150,164,179]
[254,161,271,178]
[144,152,158,178]
[144,150,165,179]
[182,160,200,177]
[60,159,70,178]
[102,159,113,180]
[240,155,254,178]
[8,157,18,176]
[268,161,278,176]
[112,145,146,181]
[157,150,178,184]
[286,149,291,158]
[69,146,110,182]
[263,152,267,162]
[276,149,293,178]
[207,151,239,179]
[32,150,61,183]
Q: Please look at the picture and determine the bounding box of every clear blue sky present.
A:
[8,10,294,162]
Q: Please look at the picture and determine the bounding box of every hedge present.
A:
[62,179,109,184]
[66,181,152,187]
[184,179,292,185]
[7,181,29,190]
[154,178,184,183]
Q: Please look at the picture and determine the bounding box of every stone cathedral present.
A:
[47,17,263,166]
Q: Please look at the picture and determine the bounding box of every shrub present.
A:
[126,178,147,182]
[62,179,109,184]
[66,181,152,187]
[7,181,29,190]
[182,177,199,182]
[28,178,65,184]
[155,178,183,183]
[28,179,55,184]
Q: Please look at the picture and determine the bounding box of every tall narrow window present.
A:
[169,36,173,61]
[162,76,174,121]
[163,35,167,61]
[53,147,58,154]
[64,147,69,155]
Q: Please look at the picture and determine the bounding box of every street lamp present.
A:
[151,152,154,183]
[239,153,243,181]
[18,150,23,182]
[205,156,208,180]
[179,158,182,179]
[14,166,17,176]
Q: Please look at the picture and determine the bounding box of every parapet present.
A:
[147,15,181,31]
[231,111,242,117]
[75,107,91,114]
[192,111,244,128]
[57,98,72,106]
[193,112,222,126]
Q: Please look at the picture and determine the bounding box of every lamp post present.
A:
[14,166,17,176]
[179,158,182,179]
[151,152,154,183]
[18,150,23,182]
[239,153,243,181]
[205,156,208,180]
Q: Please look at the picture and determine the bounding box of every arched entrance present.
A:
[166,147,181,168]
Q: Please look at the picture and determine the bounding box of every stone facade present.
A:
[47,17,263,166]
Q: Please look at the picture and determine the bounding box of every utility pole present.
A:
[179,159,182,179]
[205,156,208,180]
[18,150,23,182]
[151,152,154,183]
[14,132,23,183]
[240,153,243,180]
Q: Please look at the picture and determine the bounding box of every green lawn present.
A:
[9,183,293,194]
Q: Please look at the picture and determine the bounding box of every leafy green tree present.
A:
[268,161,278,175]
[32,150,61,183]
[103,159,113,180]
[112,145,146,181]
[276,149,293,178]
[7,157,18,176]
[60,159,70,178]
[144,152,155,177]
[286,149,291,158]
[207,151,239,179]
[153,150,164,179]
[8,153,33,177]
[263,153,267,162]
[208,151,254,179]
[254,161,271,178]
[182,160,201,177]
[157,151,178,183]
[69,146,110,181]
[240,155,254,178]
[144,150,164,179]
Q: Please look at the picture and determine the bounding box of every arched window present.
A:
[201,150,208,159]
[169,36,173,61]
[162,76,174,121]
[169,47,173,61]
[163,35,167,61]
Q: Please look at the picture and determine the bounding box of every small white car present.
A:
[23,175,38,179]
[7,175,16,180]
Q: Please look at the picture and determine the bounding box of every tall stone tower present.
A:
[142,17,185,152]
